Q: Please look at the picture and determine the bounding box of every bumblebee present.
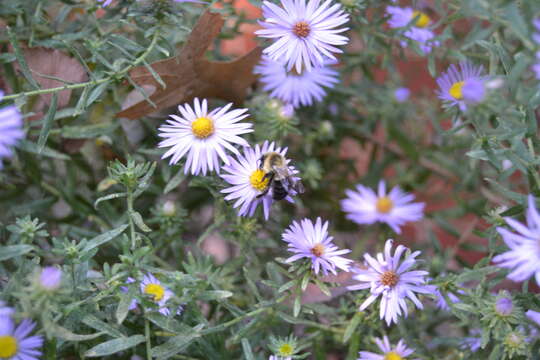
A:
[256,152,305,201]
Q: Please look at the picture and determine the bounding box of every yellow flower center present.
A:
[293,21,310,38]
[0,336,18,358]
[381,271,400,287]
[279,343,294,356]
[376,196,394,214]
[449,81,465,100]
[144,283,165,302]
[385,352,403,360]
[310,243,325,257]
[412,11,430,28]
[249,169,269,192]
[191,117,214,139]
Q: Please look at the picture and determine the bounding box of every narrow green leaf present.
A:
[85,335,145,357]
[198,290,233,301]
[82,314,125,338]
[151,332,200,358]
[94,192,127,209]
[62,122,119,139]
[293,295,301,317]
[87,81,110,106]
[7,27,40,89]
[241,339,255,360]
[0,245,34,261]
[38,93,58,152]
[17,140,70,160]
[116,286,135,325]
[51,323,104,341]
[343,312,362,343]
[82,224,129,253]
[164,170,186,194]
[131,211,152,233]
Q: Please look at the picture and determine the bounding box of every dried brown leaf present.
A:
[117,10,262,120]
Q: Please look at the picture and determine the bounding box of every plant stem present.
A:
[2,27,162,102]
[145,317,152,360]
[127,190,136,250]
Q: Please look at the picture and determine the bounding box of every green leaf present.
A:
[82,224,129,253]
[241,339,255,360]
[94,192,127,208]
[51,323,104,341]
[116,286,135,325]
[82,314,125,338]
[151,332,200,358]
[131,211,152,233]
[84,335,145,357]
[87,81,110,106]
[17,140,70,160]
[293,295,301,317]
[198,290,233,301]
[37,93,58,152]
[62,122,119,139]
[7,26,40,89]
[0,245,34,261]
[164,170,186,194]
[343,312,362,343]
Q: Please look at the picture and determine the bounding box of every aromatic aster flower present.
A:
[0,90,24,169]
[256,0,350,73]
[394,87,410,103]
[526,310,540,326]
[460,329,482,352]
[386,6,439,54]
[492,195,540,286]
[125,274,182,316]
[254,56,339,108]
[97,0,113,6]
[341,180,424,234]
[348,239,434,325]
[436,62,486,111]
[282,217,352,275]
[158,98,252,175]
[358,336,414,360]
[221,141,300,220]
[0,317,43,360]
[0,301,14,318]
[39,266,62,291]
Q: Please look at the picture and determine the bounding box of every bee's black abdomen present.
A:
[272,180,288,201]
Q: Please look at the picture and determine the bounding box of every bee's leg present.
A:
[256,173,274,198]
[256,186,270,198]
[262,171,274,181]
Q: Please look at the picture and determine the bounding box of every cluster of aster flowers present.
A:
[254,0,349,108]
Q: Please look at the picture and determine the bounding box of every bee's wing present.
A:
[273,166,290,179]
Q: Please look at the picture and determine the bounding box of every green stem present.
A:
[2,28,162,102]
[145,317,152,360]
[127,190,136,250]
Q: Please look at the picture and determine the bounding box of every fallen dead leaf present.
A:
[117,10,262,120]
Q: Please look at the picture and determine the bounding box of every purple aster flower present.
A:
[386,6,439,54]
[0,301,14,318]
[39,266,62,291]
[0,90,24,169]
[495,296,513,316]
[282,217,352,275]
[220,141,300,220]
[123,274,182,316]
[434,288,461,311]
[492,195,540,286]
[533,53,540,80]
[341,180,425,234]
[254,56,339,108]
[534,19,540,44]
[255,0,350,73]
[526,310,540,326]
[436,62,486,111]
[348,239,434,325]
[394,87,410,102]
[460,329,482,352]
[358,336,414,360]
[158,98,253,176]
[0,317,43,360]
[97,0,113,6]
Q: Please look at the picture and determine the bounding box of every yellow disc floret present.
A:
[278,343,294,356]
[449,81,465,100]
[249,169,269,192]
[0,335,18,358]
[376,196,394,214]
[191,117,214,139]
[412,11,430,28]
[144,283,165,302]
[385,351,403,360]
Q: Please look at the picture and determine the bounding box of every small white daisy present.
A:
[158,98,253,175]
[282,217,352,275]
[341,180,424,234]
[493,195,540,286]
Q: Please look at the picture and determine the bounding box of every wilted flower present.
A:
[221,141,300,220]
[158,98,252,175]
[493,195,540,286]
[341,180,424,234]
[358,336,414,360]
[39,266,62,291]
[394,87,410,102]
[254,56,339,108]
[348,239,434,325]
[386,6,439,54]
[256,0,350,73]
[0,317,43,360]
[282,217,352,275]
[436,62,486,111]
[0,90,24,169]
